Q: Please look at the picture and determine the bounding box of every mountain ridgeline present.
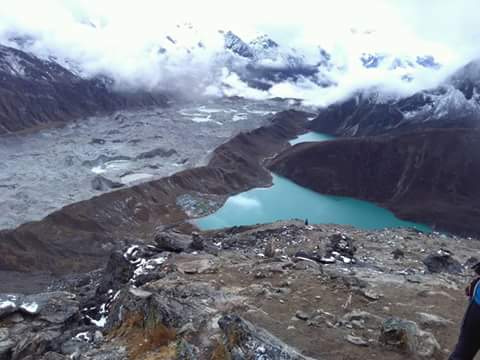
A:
[270,129,480,236]
[270,60,480,236]
[0,45,168,134]
[309,61,480,136]
[0,29,444,135]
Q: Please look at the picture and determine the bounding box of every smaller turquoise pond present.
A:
[289,132,335,145]
[196,132,430,232]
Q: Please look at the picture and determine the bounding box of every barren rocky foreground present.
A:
[1,221,479,359]
[2,105,480,359]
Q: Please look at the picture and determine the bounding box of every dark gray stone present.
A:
[423,253,463,274]
[218,314,315,359]
[154,231,192,253]
[91,176,124,191]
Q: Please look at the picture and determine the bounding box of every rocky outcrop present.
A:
[0,221,474,359]
[218,315,315,359]
[0,110,310,274]
[270,129,480,236]
[379,318,441,358]
[423,251,463,274]
[0,45,167,135]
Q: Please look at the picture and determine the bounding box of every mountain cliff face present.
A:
[270,129,480,236]
[0,45,167,134]
[309,61,480,136]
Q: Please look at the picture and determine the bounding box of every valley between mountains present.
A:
[1,23,480,360]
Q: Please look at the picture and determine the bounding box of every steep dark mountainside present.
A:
[270,129,480,236]
[0,45,167,134]
[309,61,480,136]
[0,110,309,274]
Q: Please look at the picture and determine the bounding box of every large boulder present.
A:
[0,292,79,323]
[325,233,357,263]
[423,252,463,274]
[0,328,15,359]
[218,314,315,359]
[379,318,441,358]
[0,292,79,360]
[154,231,192,253]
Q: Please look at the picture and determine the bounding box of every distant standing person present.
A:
[449,262,480,359]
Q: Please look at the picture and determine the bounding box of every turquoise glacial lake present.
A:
[196,132,430,232]
[289,132,335,145]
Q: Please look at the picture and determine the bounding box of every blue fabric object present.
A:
[474,281,480,304]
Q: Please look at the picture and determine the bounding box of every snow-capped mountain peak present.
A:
[222,30,254,58]
[361,52,441,70]
[249,34,279,50]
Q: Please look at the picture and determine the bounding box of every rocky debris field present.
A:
[1,221,479,359]
[0,109,311,275]
[0,97,299,230]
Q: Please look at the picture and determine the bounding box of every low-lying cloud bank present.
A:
[0,0,479,106]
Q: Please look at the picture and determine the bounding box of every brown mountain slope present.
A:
[269,129,480,236]
[0,45,167,134]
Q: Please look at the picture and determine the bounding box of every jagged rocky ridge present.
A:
[0,45,167,134]
[309,60,480,136]
[4,28,442,99]
[270,128,480,236]
[221,31,331,90]
[360,53,440,70]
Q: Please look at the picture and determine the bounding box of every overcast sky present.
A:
[0,0,478,104]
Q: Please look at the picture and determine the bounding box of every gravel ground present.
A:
[0,97,308,230]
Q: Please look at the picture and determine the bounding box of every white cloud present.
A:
[0,0,478,104]
[229,194,262,209]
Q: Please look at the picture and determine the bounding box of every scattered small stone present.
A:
[295,311,310,321]
[91,175,124,191]
[190,232,204,251]
[357,288,383,301]
[464,256,479,268]
[128,287,152,299]
[416,312,453,328]
[406,275,423,284]
[264,240,276,258]
[89,138,106,145]
[392,248,405,260]
[94,330,104,343]
[346,335,369,347]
